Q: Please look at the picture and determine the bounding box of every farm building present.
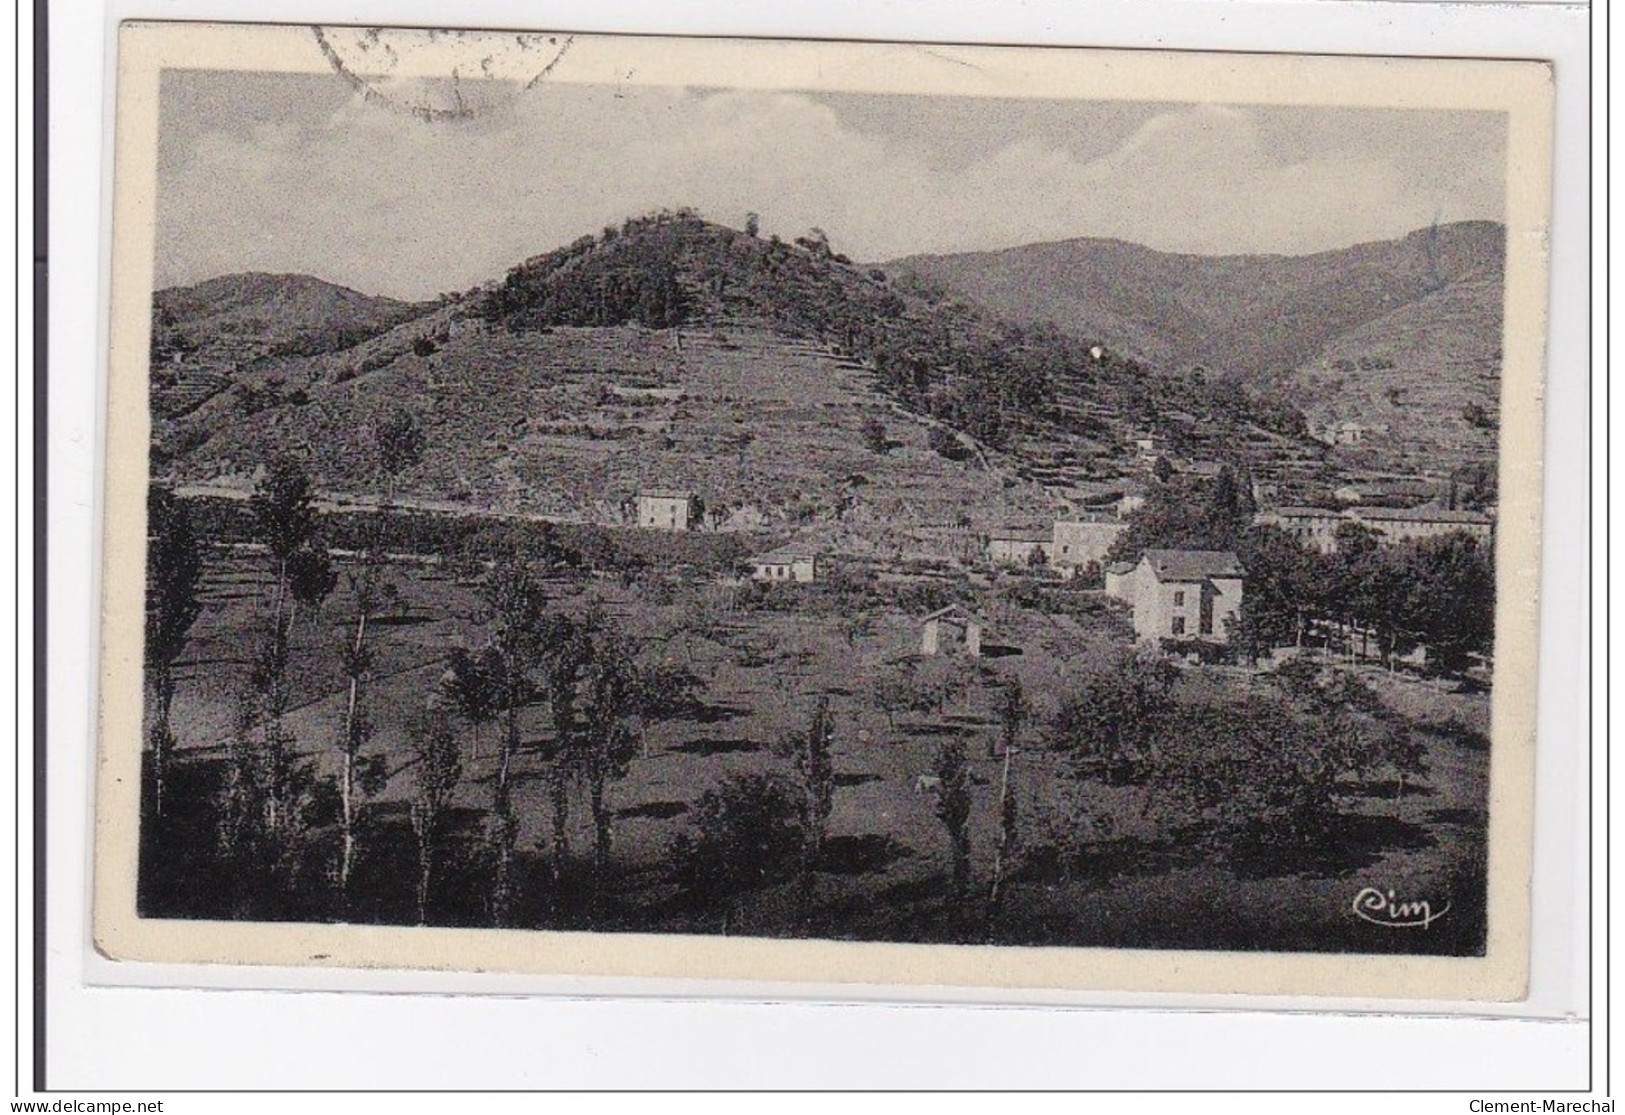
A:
[610,384,685,402]
[1051,514,1127,579]
[1116,486,1148,517]
[986,529,1051,567]
[1313,419,1385,446]
[749,548,817,583]
[1131,433,1164,459]
[636,489,700,531]
[1108,549,1246,645]
[920,604,985,658]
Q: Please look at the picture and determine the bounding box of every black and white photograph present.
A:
[94,22,1554,997]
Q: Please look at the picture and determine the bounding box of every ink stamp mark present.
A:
[312,26,573,122]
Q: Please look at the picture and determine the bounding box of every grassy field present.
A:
[145,543,1491,955]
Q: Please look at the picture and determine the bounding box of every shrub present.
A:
[1050,649,1178,782]
[927,426,972,462]
[1054,652,1425,853]
[638,661,706,720]
[674,772,806,905]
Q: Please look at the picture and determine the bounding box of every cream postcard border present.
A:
[94,20,1555,1000]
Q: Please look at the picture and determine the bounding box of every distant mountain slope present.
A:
[885,221,1504,380]
[153,272,433,365]
[886,221,1504,473]
[1289,275,1503,474]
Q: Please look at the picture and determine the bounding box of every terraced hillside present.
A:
[1288,276,1503,476]
[153,212,1338,544]
[163,317,1062,560]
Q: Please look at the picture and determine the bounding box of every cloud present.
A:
[154,78,1506,299]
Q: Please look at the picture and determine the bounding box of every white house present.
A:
[1109,549,1246,645]
[749,548,817,583]
[1103,560,1137,600]
[636,489,699,531]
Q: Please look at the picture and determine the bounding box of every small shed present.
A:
[920,604,985,658]
[749,548,818,583]
[1132,433,1164,458]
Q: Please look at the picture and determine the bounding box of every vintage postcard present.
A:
[95,21,1554,999]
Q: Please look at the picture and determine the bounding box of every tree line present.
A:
[141,421,684,926]
[142,433,866,929]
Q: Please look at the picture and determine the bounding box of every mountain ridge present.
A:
[884,220,1504,473]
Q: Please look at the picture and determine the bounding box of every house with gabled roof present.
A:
[1109,549,1246,645]
[1051,512,1127,579]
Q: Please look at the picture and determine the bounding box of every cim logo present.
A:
[1351,886,1449,930]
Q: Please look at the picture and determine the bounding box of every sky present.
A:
[154,69,1508,302]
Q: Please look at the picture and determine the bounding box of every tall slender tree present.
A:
[144,489,205,818]
[795,696,836,870]
[575,619,643,890]
[538,611,591,881]
[247,455,318,629]
[478,556,548,925]
[220,457,322,893]
[987,680,1030,927]
[374,409,426,506]
[444,645,503,763]
[408,703,463,926]
[334,526,396,902]
[933,738,973,900]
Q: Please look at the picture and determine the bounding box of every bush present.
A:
[927,426,973,462]
[638,661,707,720]
[674,772,806,905]
[1053,651,1424,853]
[1050,649,1178,782]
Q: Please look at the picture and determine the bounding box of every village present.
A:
[636,442,1495,665]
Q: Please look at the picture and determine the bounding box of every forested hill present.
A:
[474,211,1309,450]
[884,221,1505,382]
[153,272,434,366]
